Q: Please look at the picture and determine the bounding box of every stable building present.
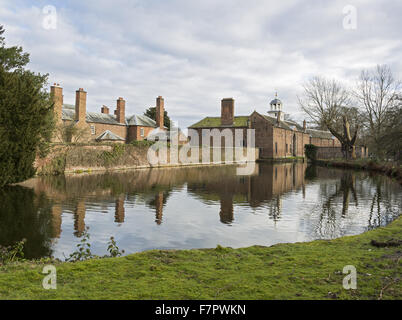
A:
[189,95,342,159]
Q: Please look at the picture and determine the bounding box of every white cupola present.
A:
[268,93,284,121]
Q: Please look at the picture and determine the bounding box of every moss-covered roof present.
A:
[189,116,249,128]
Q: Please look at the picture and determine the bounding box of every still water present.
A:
[1,163,401,259]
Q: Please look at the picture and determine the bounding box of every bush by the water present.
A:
[304,144,318,161]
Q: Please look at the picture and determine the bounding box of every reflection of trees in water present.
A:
[312,169,401,238]
[305,165,317,181]
[367,176,401,230]
[313,171,360,238]
[15,163,401,246]
[0,186,54,259]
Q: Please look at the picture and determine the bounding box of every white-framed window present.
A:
[140,128,144,137]
[90,125,96,135]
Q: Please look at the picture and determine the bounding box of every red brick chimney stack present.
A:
[156,96,164,129]
[116,97,125,124]
[101,105,109,114]
[75,88,87,124]
[303,119,307,131]
[221,98,234,126]
[50,83,63,123]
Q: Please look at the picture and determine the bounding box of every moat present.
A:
[1,163,401,259]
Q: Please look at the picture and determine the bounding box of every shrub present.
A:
[130,140,155,148]
[0,239,26,265]
[304,144,318,161]
[107,237,125,257]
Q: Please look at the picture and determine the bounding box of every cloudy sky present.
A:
[1,0,401,128]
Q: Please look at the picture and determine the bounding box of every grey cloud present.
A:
[0,0,401,128]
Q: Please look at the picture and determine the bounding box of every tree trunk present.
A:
[328,116,358,160]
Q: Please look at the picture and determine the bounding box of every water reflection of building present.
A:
[74,200,86,237]
[51,204,62,238]
[187,162,307,224]
[220,195,234,224]
[155,192,164,225]
[115,196,125,223]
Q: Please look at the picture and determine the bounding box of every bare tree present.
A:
[355,65,401,159]
[298,76,359,159]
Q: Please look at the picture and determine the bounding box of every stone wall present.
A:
[35,144,259,175]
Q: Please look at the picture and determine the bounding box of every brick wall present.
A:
[316,146,369,159]
[250,113,274,158]
[127,126,156,142]
[189,127,249,148]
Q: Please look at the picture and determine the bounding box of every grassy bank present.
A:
[0,216,401,300]
[315,158,402,185]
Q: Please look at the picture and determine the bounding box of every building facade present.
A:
[51,84,166,143]
[189,95,342,159]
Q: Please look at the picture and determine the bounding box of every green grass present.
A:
[0,217,401,300]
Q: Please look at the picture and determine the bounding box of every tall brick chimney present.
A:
[50,83,63,123]
[303,119,307,131]
[101,105,109,114]
[156,96,164,129]
[116,97,125,124]
[221,98,234,126]
[75,88,87,124]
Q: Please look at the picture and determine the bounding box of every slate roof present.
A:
[95,130,125,141]
[270,98,282,105]
[126,114,157,127]
[305,128,334,139]
[189,116,249,128]
[261,115,304,131]
[62,104,157,127]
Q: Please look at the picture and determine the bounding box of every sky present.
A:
[0,0,401,128]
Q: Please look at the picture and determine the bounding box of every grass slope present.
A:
[0,217,401,300]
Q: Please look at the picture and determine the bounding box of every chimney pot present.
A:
[116,97,125,124]
[75,88,87,123]
[101,105,110,114]
[221,98,234,126]
[51,84,63,123]
[156,96,165,129]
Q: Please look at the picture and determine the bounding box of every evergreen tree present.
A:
[0,26,54,187]
[144,106,172,130]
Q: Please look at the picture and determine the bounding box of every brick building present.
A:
[51,84,166,143]
[189,95,342,159]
